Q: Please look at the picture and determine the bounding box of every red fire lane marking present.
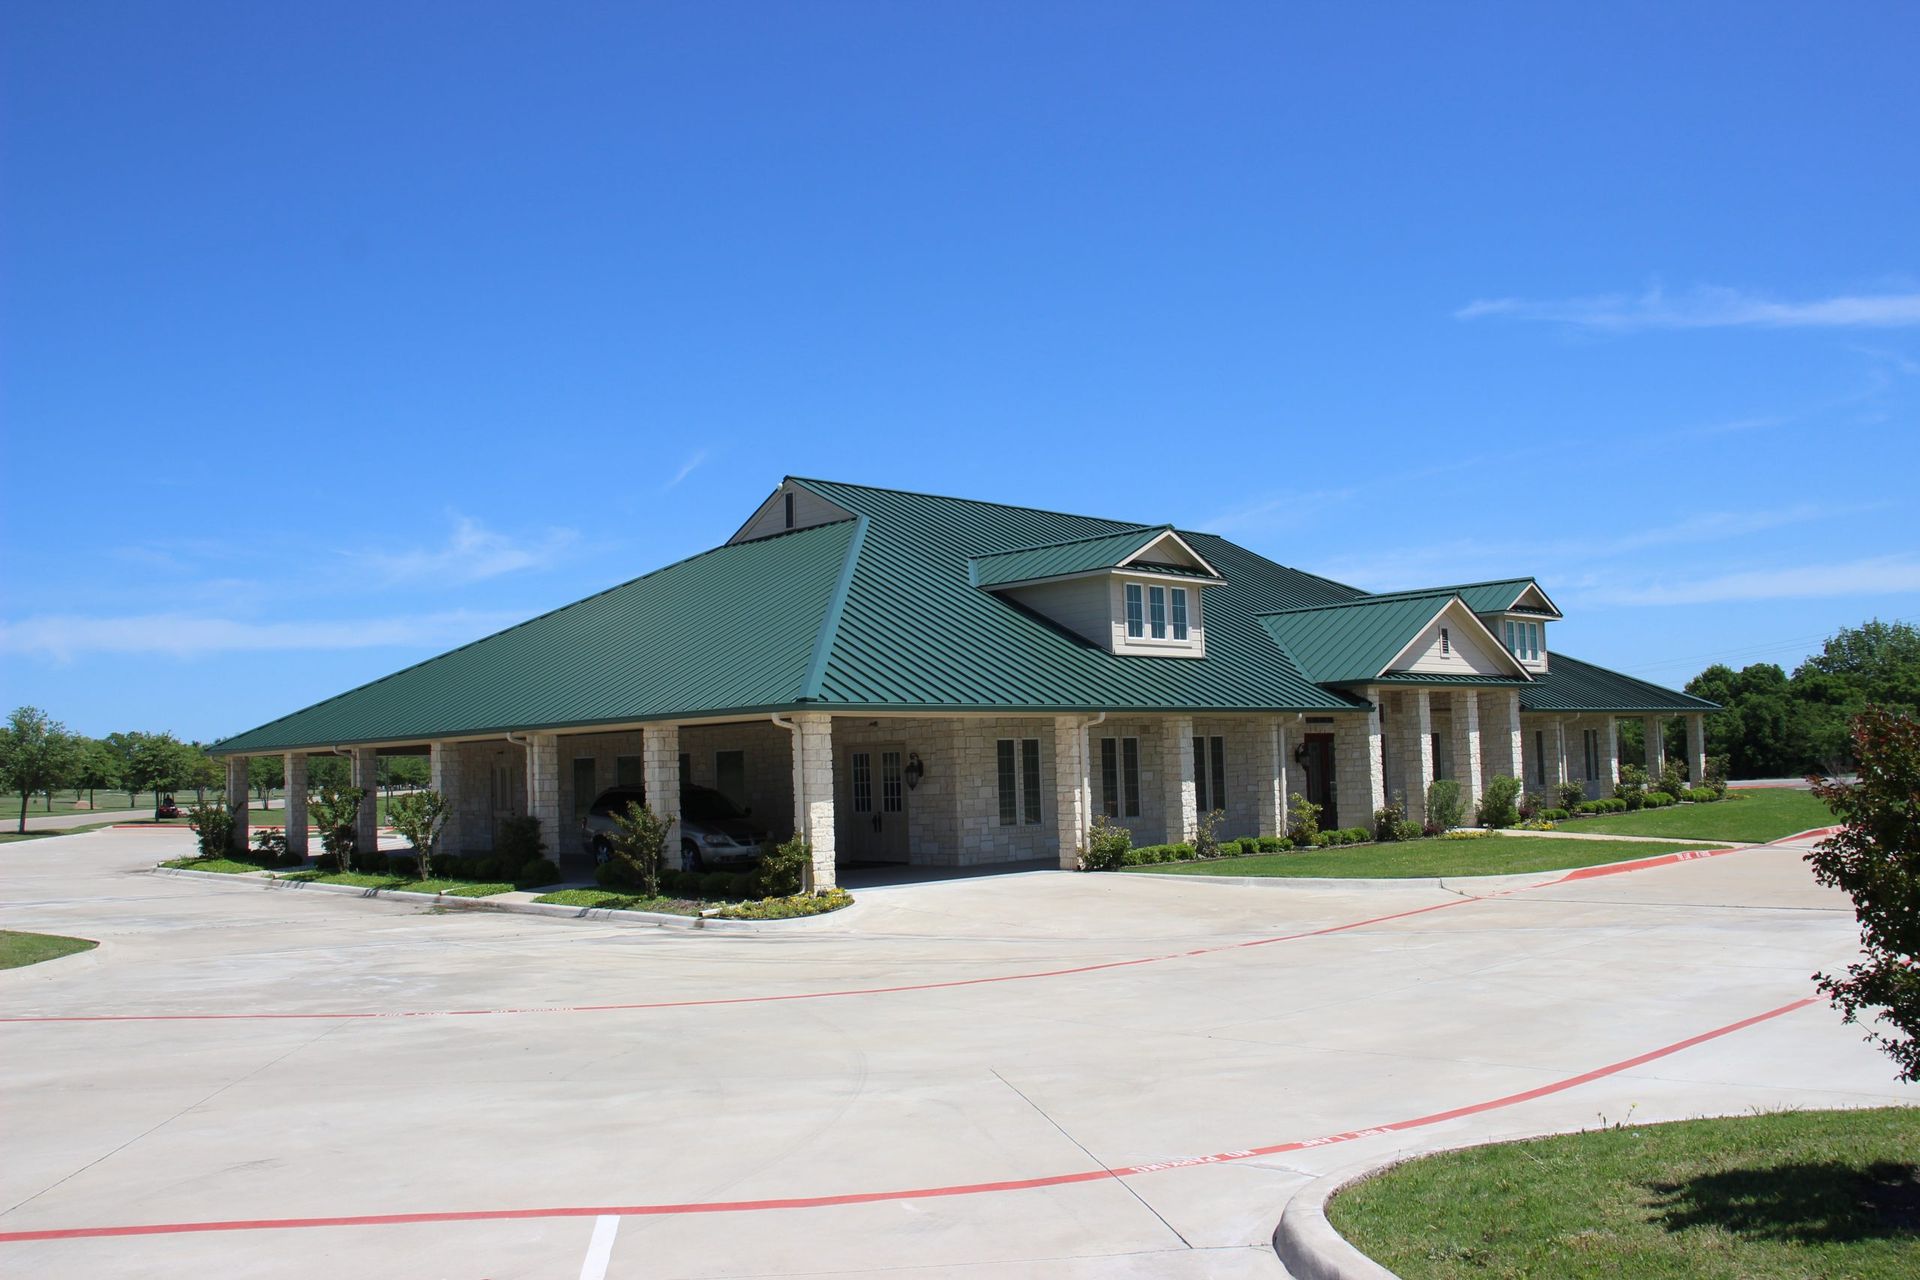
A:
[0,996,1819,1245]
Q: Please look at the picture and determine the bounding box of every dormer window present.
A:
[1172,588,1189,640]
[1504,620,1541,661]
[1149,586,1167,638]
[1125,584,1145,637]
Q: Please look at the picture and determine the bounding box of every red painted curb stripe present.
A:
[0,996,1819,1245]
[1546,846,1735,883]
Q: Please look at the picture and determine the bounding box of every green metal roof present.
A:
[1520,652,1719,714]
[969,526,1165,587]
[213,520,860,753]
[1360,578,1563,619]
[1257,593,1464,685]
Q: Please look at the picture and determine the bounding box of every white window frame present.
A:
[1124,583,1145,638]
[1149,585,1167,639]
[1171,588,1189,640]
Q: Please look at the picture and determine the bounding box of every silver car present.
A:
[580,784,763,872]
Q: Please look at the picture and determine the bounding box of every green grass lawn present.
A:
[162,857,514,896]
[1128,835,1707,879]
[1563,788,1833,844]
[1330,1106,1920,1279]
[0,930,99,969]
[532,887,701,915]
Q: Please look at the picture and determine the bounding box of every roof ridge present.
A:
[968,524,1164,561]
[1254,590,1456,618]
[1359,576,1535,600]
[791,476,1153,532]
[801,515,868,700]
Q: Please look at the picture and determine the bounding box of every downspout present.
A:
[1080,713,1107,844]
[770,716,811,893]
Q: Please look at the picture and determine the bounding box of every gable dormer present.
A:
[728,479,858,544]
[1471,582,1561,674]
[972,526,1225,659]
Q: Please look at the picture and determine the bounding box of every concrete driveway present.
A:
[1,826,1912,1278]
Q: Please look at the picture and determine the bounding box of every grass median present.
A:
[0,930,98,969]
[1330,1106,1920,1278]
[1127,835,1708,879]
[1561,788,1831,844]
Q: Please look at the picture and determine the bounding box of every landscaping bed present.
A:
[537,884,854,919]
[1128,835,1707,879]
[1329,1106,1920,1279]
[0,930,98,969]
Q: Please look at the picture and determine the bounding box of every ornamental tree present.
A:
[388,789,450,878]
[1,707,79,832]
[1807,707,1920,1081]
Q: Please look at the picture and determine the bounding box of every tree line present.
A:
[0,707,428,833]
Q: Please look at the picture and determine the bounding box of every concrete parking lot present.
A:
[2,825,1913,1278]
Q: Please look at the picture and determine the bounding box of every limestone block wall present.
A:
[828,717,959,864]
[442,739,525,856]
[1333,703,1384,832]
[944,715,1063,866]
[1085,715,1170,849]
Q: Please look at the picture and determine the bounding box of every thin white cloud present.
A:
[1584,556,1920,606]
[665,450,709,490]
[0,610,524,662]
[1456,285,1920,331]
[352,516,577,585]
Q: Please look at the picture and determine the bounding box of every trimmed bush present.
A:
[1555,780,1587,813]
[1477,775,1522,829]
[1170,842,1197,861]
[1374,799,1407,842]
[1617,764,1649,810]
[699,871,733,899]
[516,857,561,889]
[1256,836,1289,853]
[724,873,753,899]
[1539,807,1570,822]
[1392,819,1423,842]
[1079,815,1133,872]
[1426,779,1464,831]
[351,849,389,874]
[496,816,546,865]
[1647,791,1676,808]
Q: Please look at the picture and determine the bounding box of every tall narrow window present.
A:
[881,750,904,814]
[1529,623,1540,660]
[996,740,1017,826]
[1171,588,1189,640]
[1505,620,1517,655]
[1100,737,1120,817]
[1125,584,1145,638]
[1192,735,1226,813]
[1122,737,1141,817]
[784,491,794,528]
[1192,735,1208,810]
[1583,729,1599,779]
[1020,738,1042,825]
[1533,730,1547,784]
[1440,627,1451,656]
[1149,586,1167,638]
[571,757,596,818]
[1210,736,1226,814]
[851,751,873,813]
[615,754,642,786]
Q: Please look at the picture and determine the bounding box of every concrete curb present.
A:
[1272,1158,1403,1280]
[148,867,859,933]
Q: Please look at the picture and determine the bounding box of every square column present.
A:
[1686,714,1707,785]
[283,752,308,858]
[1158,715,1197,843]
[1255,718,1290,839]
[225,755,249,853]
[1051,716,1090,870]
[350,747,378,854]
[1334,697,1385,832]
[642,725,681,871]
[524,733,562,857]
[1600,716,1620,791]
[428,742,463,856]
[1391,689,1433,824]
[1447,690,1482,814]
[788,713,836,890]
[1481,690,1522,784]
[1643,716,1667,776]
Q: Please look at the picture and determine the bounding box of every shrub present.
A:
[1287,791,1321,844]
[497,815,546,865]
[1194,808,1227,859]
[1312,832,1333,847]
[755,834,812,894]
[351,849,389,873]
[388,789,451,878]
[711,888,854,920]
[310,784,365,872]
[1477,775,1521,829]
[595,860,628,889]
[1539,807,1570,822]
[1517,791,1545,821]
[1079,815,1133,872]
[1392,819,1423,842]
[1616,764,1648,810]
[1555,780,1586,813]
[251,826,293,865]
[1646,791,1675,808]
[699,870,733,899]
[1256,836,1289,853]
[475,855,505,880]
[388,854,418,877]
[1374,799,1407,842]
[724,873,753,898]
[1425,778,1464,831]
[1704,755,1730,800]
[1659,762,1689,804]
[515,857,561,889]
[1170,842,1196,861]
[608,801,667,898]
[187,802,235,859]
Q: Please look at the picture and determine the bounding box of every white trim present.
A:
[1118,528,1222,579]
[1380,598,1532,680]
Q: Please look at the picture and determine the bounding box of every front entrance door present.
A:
[488,751,522,850]
[1300,733,1336,829]
[842,744,909,864]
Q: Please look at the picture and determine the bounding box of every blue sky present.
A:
[3,2,1916,743]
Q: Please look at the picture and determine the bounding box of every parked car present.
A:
[580,783,764,871]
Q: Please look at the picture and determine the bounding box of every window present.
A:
[1533,730,1547,784]
[1099,736,1143,818]
[1529,623,1541,660]
[996,740,1017,825]
[571,757,596,817]
[1171,588,1189,640]
[1583,728,1599,780]
[614,754,642,787]
[1440,627,1450,656]
[715,750,746,808]
[784,491,794,529]
[882,750,904,814]
[1149,585,1167,638]
[1505,620,1517,654]
[1125,584,1145,638]
[852,751,873,814]
[1020,739,1042,825]
[1192,734,1227,814]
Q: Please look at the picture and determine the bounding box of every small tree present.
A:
[73,738,120,810]
[1425,778,1464,832]
[1,707,79,833]
[754,834,813,895]
[1194,808,1227,858]
[1615,763,1649,810]
[1477,775,1521,828]
[609,800,669,896]
[1807,708,1920,1081]
[388,790,451,878]
[310,784,366,873]
[1287,791,1321,843]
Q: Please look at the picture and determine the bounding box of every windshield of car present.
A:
[682,785,743,822]
[587,786,647,818]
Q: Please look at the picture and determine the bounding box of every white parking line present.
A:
[579,1215,620,1280]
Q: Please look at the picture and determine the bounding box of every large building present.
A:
[212,477,1717,886]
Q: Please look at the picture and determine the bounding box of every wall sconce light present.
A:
[1293,743,1310,766]
[904,752,926,790]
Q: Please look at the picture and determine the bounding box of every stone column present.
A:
[1395,689,1433,824]
[225,755,249,854]
[1550,718,1569,787]
[524,733,562,860]
[1159,715,1197,843]
[788,713,836,890]
[1643,716,1666,777]
[283,752,308,858]
[1447,690,1482,816]
[1481,690,1522,784]
[1334,695,1385,833]
[1255,717,1289,839]
[1052,716,1090,870]
[428,741,463,856]
[1686,714,1707,786]
[1600,715,1620,792]
[351,746,378,855]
